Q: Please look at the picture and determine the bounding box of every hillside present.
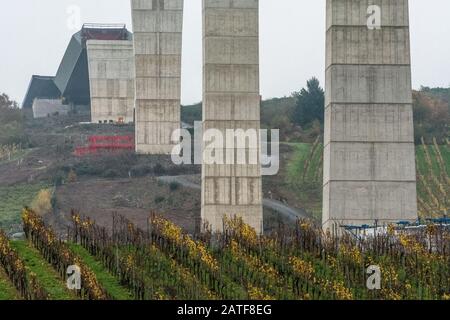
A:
[0,89,449,301]
[0,114,202,235]
[183,86,449,145]
[181,86,449,219]
[0,112,307,236]
[281,142,449,220]
[0,209,448,300]
[0,90,448,236]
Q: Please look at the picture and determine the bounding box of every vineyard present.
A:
[0,208,449,300]
[416,138,450,217]
[286,140,449,219]
[0,144,23,163]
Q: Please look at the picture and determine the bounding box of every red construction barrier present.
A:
[74,135,135,156]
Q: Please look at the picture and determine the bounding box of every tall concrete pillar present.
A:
[202,0,263,234]
[131,0,183,154]
[323,0,418,230]
[87,40,135,124]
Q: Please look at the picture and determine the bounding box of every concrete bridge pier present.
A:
[131,0,184,154]
[201,0,263,234]
[323,0,418,231]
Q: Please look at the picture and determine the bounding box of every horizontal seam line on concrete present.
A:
[204,92,260,95]
[203,121,261,123]
[325,103,413,108]
[131,9,183,12]
[325,64,411,71]
[204,64,259,67]
[132,32,182,34]
[323,141,415,147]
[203,35,258,39]
[325,103,413,106]
[323,180,417,185]
[326,25,409,31]
[202,119,260,122]
[134,55,181,56]
[322,219,416,224]
[89,59,133,62]
[203,7,258,10]
[203,36,258,39]
[135,76,181,78]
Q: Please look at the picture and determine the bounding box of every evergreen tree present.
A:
[292,78,325,127]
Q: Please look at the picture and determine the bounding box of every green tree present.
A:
[0,93,27,145]
[0,93,18,109]
[292,78,325,128]
[0,93,20,123]
[413,89,450,144]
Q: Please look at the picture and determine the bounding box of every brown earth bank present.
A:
[1,114,313,236]
[50,177,200,235]
[48,174,305,237]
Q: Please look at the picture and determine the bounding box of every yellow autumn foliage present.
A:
[30,188,53,216]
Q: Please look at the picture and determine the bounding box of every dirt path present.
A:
[158,175,201,190]
[156,175,309,221]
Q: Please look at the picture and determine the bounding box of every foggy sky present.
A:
[0,0,449,105]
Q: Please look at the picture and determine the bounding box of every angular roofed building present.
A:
[22,75,61,109]
[23,24,134,122]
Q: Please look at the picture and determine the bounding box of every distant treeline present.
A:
[1,84,448,146]
[413,87,450,144]
[0,93,28,146]
[182,82,450,145]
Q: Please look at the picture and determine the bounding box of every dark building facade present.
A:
[23,24,132,110]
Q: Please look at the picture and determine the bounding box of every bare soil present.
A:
[50,177,201,235]
[1,114,314,237]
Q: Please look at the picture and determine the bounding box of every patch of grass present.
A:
[9,240,75,300]
[286,143,310,173]
[68,244,134,300]
[286,143,323,183]
[285,143,323,219]
[284,143,449,220]
[0,267,19,300]
[416,144,449,217]
[416,145,450,176]
[0,183,48,234]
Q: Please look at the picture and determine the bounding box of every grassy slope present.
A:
[0,267,19,300]
[285,143,449,220]
[416,144,450,176]
[415,144,449,216]
[0,183,48,233]
[10,240,75,300]
[285,143,323,219]
[286,143,323,182]
[68,244,134,300]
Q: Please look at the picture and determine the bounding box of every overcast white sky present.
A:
[0,1,449,105]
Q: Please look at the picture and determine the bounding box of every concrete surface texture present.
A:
[131,0,184,154]
[87,40,135,124]
[32,99,71,118]
[323,0,418,230]
[201,0,263,234]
